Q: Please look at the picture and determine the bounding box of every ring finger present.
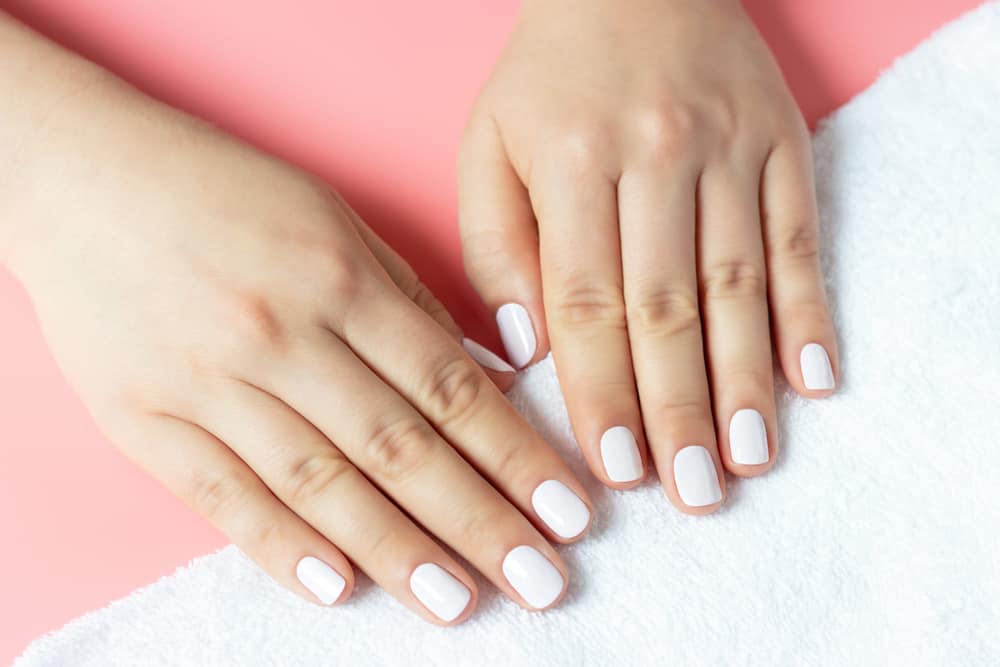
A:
[697,160,778,475]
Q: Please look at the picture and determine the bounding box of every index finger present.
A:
[337,278,593,544]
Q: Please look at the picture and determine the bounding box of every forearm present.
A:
[0,13,104,262]
[0,12,116,265]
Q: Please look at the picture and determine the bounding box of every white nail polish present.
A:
[409,563,472,622]
[800,343,835,390]
[600,426,644,483]
[496,303,536,369]
[296,556,346,605]
[462,337,515,373]
[673,446,723,507]
[501,545,565,609]
[530,480,590,539]
[729,409,769,465]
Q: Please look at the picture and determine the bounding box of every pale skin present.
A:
[460,0,838,509]
[0,0,836,625]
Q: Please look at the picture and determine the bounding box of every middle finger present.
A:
[619,164,726,514]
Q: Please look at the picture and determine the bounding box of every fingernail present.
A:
[530,480,590,539]
[600,426,644,483]
[496,303,536,369]
[296,556,346,605]
[800,343,835,390]
[501,545,565,609]
[729,409,769,465]
[409,563,472,622]
[673,446,723,507]
[462,337,515,373]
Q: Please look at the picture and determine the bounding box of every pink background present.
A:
[0,0,982,660]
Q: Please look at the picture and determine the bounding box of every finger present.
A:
[256,335,572,611]
[189,381,481,624]
[760,135,839,397]
[533,165,648,489]
[619,166,725,514]
[697,161,778,477]
[458,115,547,369]
[333,276,593,544]
[340,196,515,390]
[115,414,355,607]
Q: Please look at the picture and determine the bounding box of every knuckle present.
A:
[408,281,442,316]
[489,444,532,492]
[189,469,249,524]
[243,516,284,555]
[460,228,523,289]
[461,227,509,270]
[364,418,438,483]
[633,103,699,162]
[710,98,741,144]
[627,285,701,337]
[768,222,820,263]
[549,120,615,173]
[283,452,354,507]
[225,292,287,351]
[422,358,486,427]
[319,257,364,302]
[552,282,627,330]
[701,261,766,301]
[296,235,366,304]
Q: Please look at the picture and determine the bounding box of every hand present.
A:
[458,0,838,512]
[2,22,593,623]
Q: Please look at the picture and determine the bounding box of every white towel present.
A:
[17,3,1000,665]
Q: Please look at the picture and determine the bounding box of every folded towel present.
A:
[16,2,1000,665]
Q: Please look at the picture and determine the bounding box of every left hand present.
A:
[458,0,838,513]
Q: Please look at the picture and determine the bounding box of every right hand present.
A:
[2,68,592,625]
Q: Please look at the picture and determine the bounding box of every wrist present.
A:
[0,12,112,268]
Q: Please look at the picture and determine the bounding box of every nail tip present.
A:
[729,409,769,466]
[502,545,565,610]
[673,445,724,508]
[531,479,591,540]
[600,426,644,484]
[462,337,517,373]
[410,563,473,623]
[800,343,836,391]
[495,303,537,370]
[296,556,347,606]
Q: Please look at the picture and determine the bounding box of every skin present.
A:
[0,14,594,624]
[459,0,839,511]
[2,0,839,623]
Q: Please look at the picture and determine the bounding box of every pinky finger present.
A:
[119,414,356,606]
[760,137,839,397]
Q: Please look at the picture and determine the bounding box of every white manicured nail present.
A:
[296,556,346,605]
[600,426,644,483]
[496,303,536,369]
[673,446,723,507]
[531,480,590,539]
[729,409,769,465]
[409,563,472,622]
[462,337,515,373]
[501,545,565,609]
[800,343,835,390]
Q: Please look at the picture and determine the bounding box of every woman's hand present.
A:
[459,0,838,512]
[1,15,592,624]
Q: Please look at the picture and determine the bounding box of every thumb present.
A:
[458,117,547,370]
